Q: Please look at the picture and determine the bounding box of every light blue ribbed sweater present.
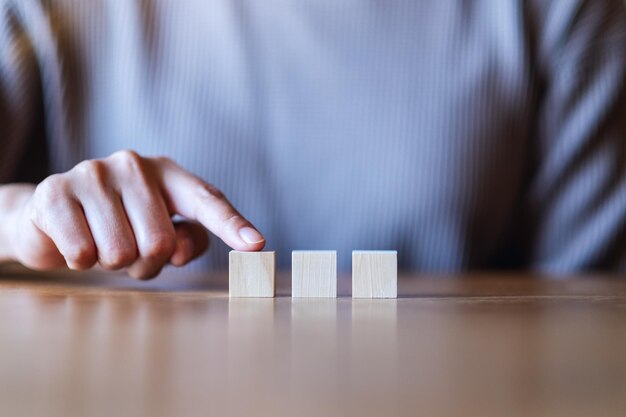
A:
[1,0,626,272]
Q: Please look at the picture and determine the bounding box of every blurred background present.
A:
[3,0,626,273]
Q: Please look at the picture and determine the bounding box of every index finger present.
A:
[154,158,266,251]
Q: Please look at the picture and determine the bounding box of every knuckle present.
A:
[220,213,246,232]
[100,247,137,270]
[153,155,174,166]
[142,233,177,261]
[74,159,100,175]
[111,150,145,173]
[65,244,97,268]
[73,159,109,189]
[35,175,66,204]
[196,182,226,201]
[112,149,141,161]
[152,155,180,171]
[31,175,68,225]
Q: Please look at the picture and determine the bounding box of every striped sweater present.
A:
[2,0,626,272]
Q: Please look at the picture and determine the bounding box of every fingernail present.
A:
[239,226,265,244]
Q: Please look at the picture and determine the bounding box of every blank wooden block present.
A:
[292,251,337,298]
[229,251,276,298]
[352,251,397,298]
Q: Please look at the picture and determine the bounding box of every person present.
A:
[1,0,626,279]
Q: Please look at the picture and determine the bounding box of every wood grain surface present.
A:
[228,251,275,297]
[0,266,625,417]
[292,251,337,298]
[352,251,397,298]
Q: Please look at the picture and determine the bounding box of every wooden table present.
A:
[1,267,625,417]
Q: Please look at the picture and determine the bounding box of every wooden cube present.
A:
[292,251,337,298]
[229,251,276,298]
[352,251,397,298]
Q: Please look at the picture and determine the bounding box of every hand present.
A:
[2,150,265,279]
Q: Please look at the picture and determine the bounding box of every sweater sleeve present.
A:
[0,2,43,184]
[524,0,626,272]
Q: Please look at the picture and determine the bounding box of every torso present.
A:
[19,0,539,270]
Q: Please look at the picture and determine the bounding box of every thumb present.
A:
[169,220,210,267]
